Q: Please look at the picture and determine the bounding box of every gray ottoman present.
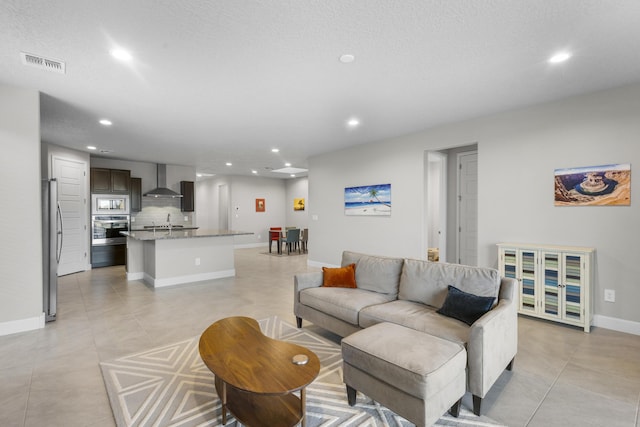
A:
[342,322,467,427]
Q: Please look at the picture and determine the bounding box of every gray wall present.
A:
[308,83,640,329]
[0,85,42,332]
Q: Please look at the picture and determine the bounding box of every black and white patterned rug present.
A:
[100,316,506,426]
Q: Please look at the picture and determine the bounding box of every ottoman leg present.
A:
[296,317,302,328]
[449,398,462,417]
[346,385,357,406]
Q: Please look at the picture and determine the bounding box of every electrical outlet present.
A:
[131,217,135,222]
[604,289,615,302]
[184,216,188,221]
[195,257,201,266]
[257,234,261,240]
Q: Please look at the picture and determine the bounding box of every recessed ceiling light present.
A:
[347,118,360,128]
[549,52,571,64]
[99,119,112,126]
[290,174,296,177]
[271,148,280,153]
[110,48,132,62]
[225,162,232,166]
[251,170,258,174]
[339,54,355,63]
[285,162,291,167]
[87,146,97,150]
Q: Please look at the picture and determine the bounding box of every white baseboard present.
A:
[0,313,45,337]
[235,242,267,249]
[593,315,640,336]
[147,269,236,288]
[127,272,144,281]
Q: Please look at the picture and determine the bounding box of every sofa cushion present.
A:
[437,285,495,325]
[359,300,470,345]
[342,251,403,297]
[398,259,500,308]
[299,287,396,325]
[322,263,357,288]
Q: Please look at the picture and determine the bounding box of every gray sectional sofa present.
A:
[294,251,518,416]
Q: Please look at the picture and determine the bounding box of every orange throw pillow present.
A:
[322,263,357,288]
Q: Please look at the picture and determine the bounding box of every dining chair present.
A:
[280,228,300,254]
[300,228,308,253]
[269,227,282,253]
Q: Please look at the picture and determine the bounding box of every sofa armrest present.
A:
[294,272,324,301]
[467,277,518,398]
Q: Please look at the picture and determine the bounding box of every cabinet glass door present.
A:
[520,250,537,313]
[542,252,560,318]
[562,254,583,322]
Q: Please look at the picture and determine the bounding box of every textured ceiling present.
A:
[2,1,640,178]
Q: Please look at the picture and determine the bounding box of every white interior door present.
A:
[52,156,88,275]
[457,151,478,266]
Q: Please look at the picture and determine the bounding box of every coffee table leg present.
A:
[301,387,307,427]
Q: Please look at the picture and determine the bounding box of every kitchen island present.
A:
[122,229,253,287]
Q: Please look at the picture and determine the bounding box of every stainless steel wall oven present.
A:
[91,215,130,246]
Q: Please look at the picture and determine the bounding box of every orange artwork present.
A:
[256,198,265,212]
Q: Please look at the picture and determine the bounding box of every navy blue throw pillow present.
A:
[437,285,495,325]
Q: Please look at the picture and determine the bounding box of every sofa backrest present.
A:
[398,258,501,308]
[342,251,404,298]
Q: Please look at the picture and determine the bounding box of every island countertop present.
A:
[122,229,253,241]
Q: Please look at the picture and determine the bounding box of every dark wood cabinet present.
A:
[130,177,142,212]
[181,181,195,212]
[91,244,126,268]
[90,168,131,194]
[111,169,130,193]
[90,168,111,193]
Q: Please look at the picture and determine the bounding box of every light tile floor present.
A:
[1,247,639,426]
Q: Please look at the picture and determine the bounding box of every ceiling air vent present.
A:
[20,52,66,74]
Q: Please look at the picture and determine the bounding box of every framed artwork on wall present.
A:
[294,198,305,211]
[255,198,265,212]
[344,183,391,216]
[554,163,631,206]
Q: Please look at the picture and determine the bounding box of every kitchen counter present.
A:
[122,229,250,240]
[123,229,253,287]
[130,226,200,232]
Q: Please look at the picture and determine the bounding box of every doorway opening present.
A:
[424,144,477,265]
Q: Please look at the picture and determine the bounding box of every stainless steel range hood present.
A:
[144,164,183,198]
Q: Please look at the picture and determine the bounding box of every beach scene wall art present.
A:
[345,183,391,216]
[554,163,631,206]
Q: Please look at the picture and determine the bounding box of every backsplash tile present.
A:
[131,198,193,229]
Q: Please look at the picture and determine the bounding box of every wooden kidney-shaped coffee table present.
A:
[199,317,320,427]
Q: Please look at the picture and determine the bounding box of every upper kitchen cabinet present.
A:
[130,177,142,212]
[180,181,195,212]
[91,168,131,194]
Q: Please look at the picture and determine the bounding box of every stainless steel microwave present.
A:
[91,194,130,215]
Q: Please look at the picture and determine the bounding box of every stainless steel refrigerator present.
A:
[42,178,62,322]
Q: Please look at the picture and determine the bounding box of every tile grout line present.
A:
[523,331,587,427]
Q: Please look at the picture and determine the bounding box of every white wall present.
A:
[308,83,640,329]
[285,177,309,230]
[0,85,43,334]
[196,175,289,247]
